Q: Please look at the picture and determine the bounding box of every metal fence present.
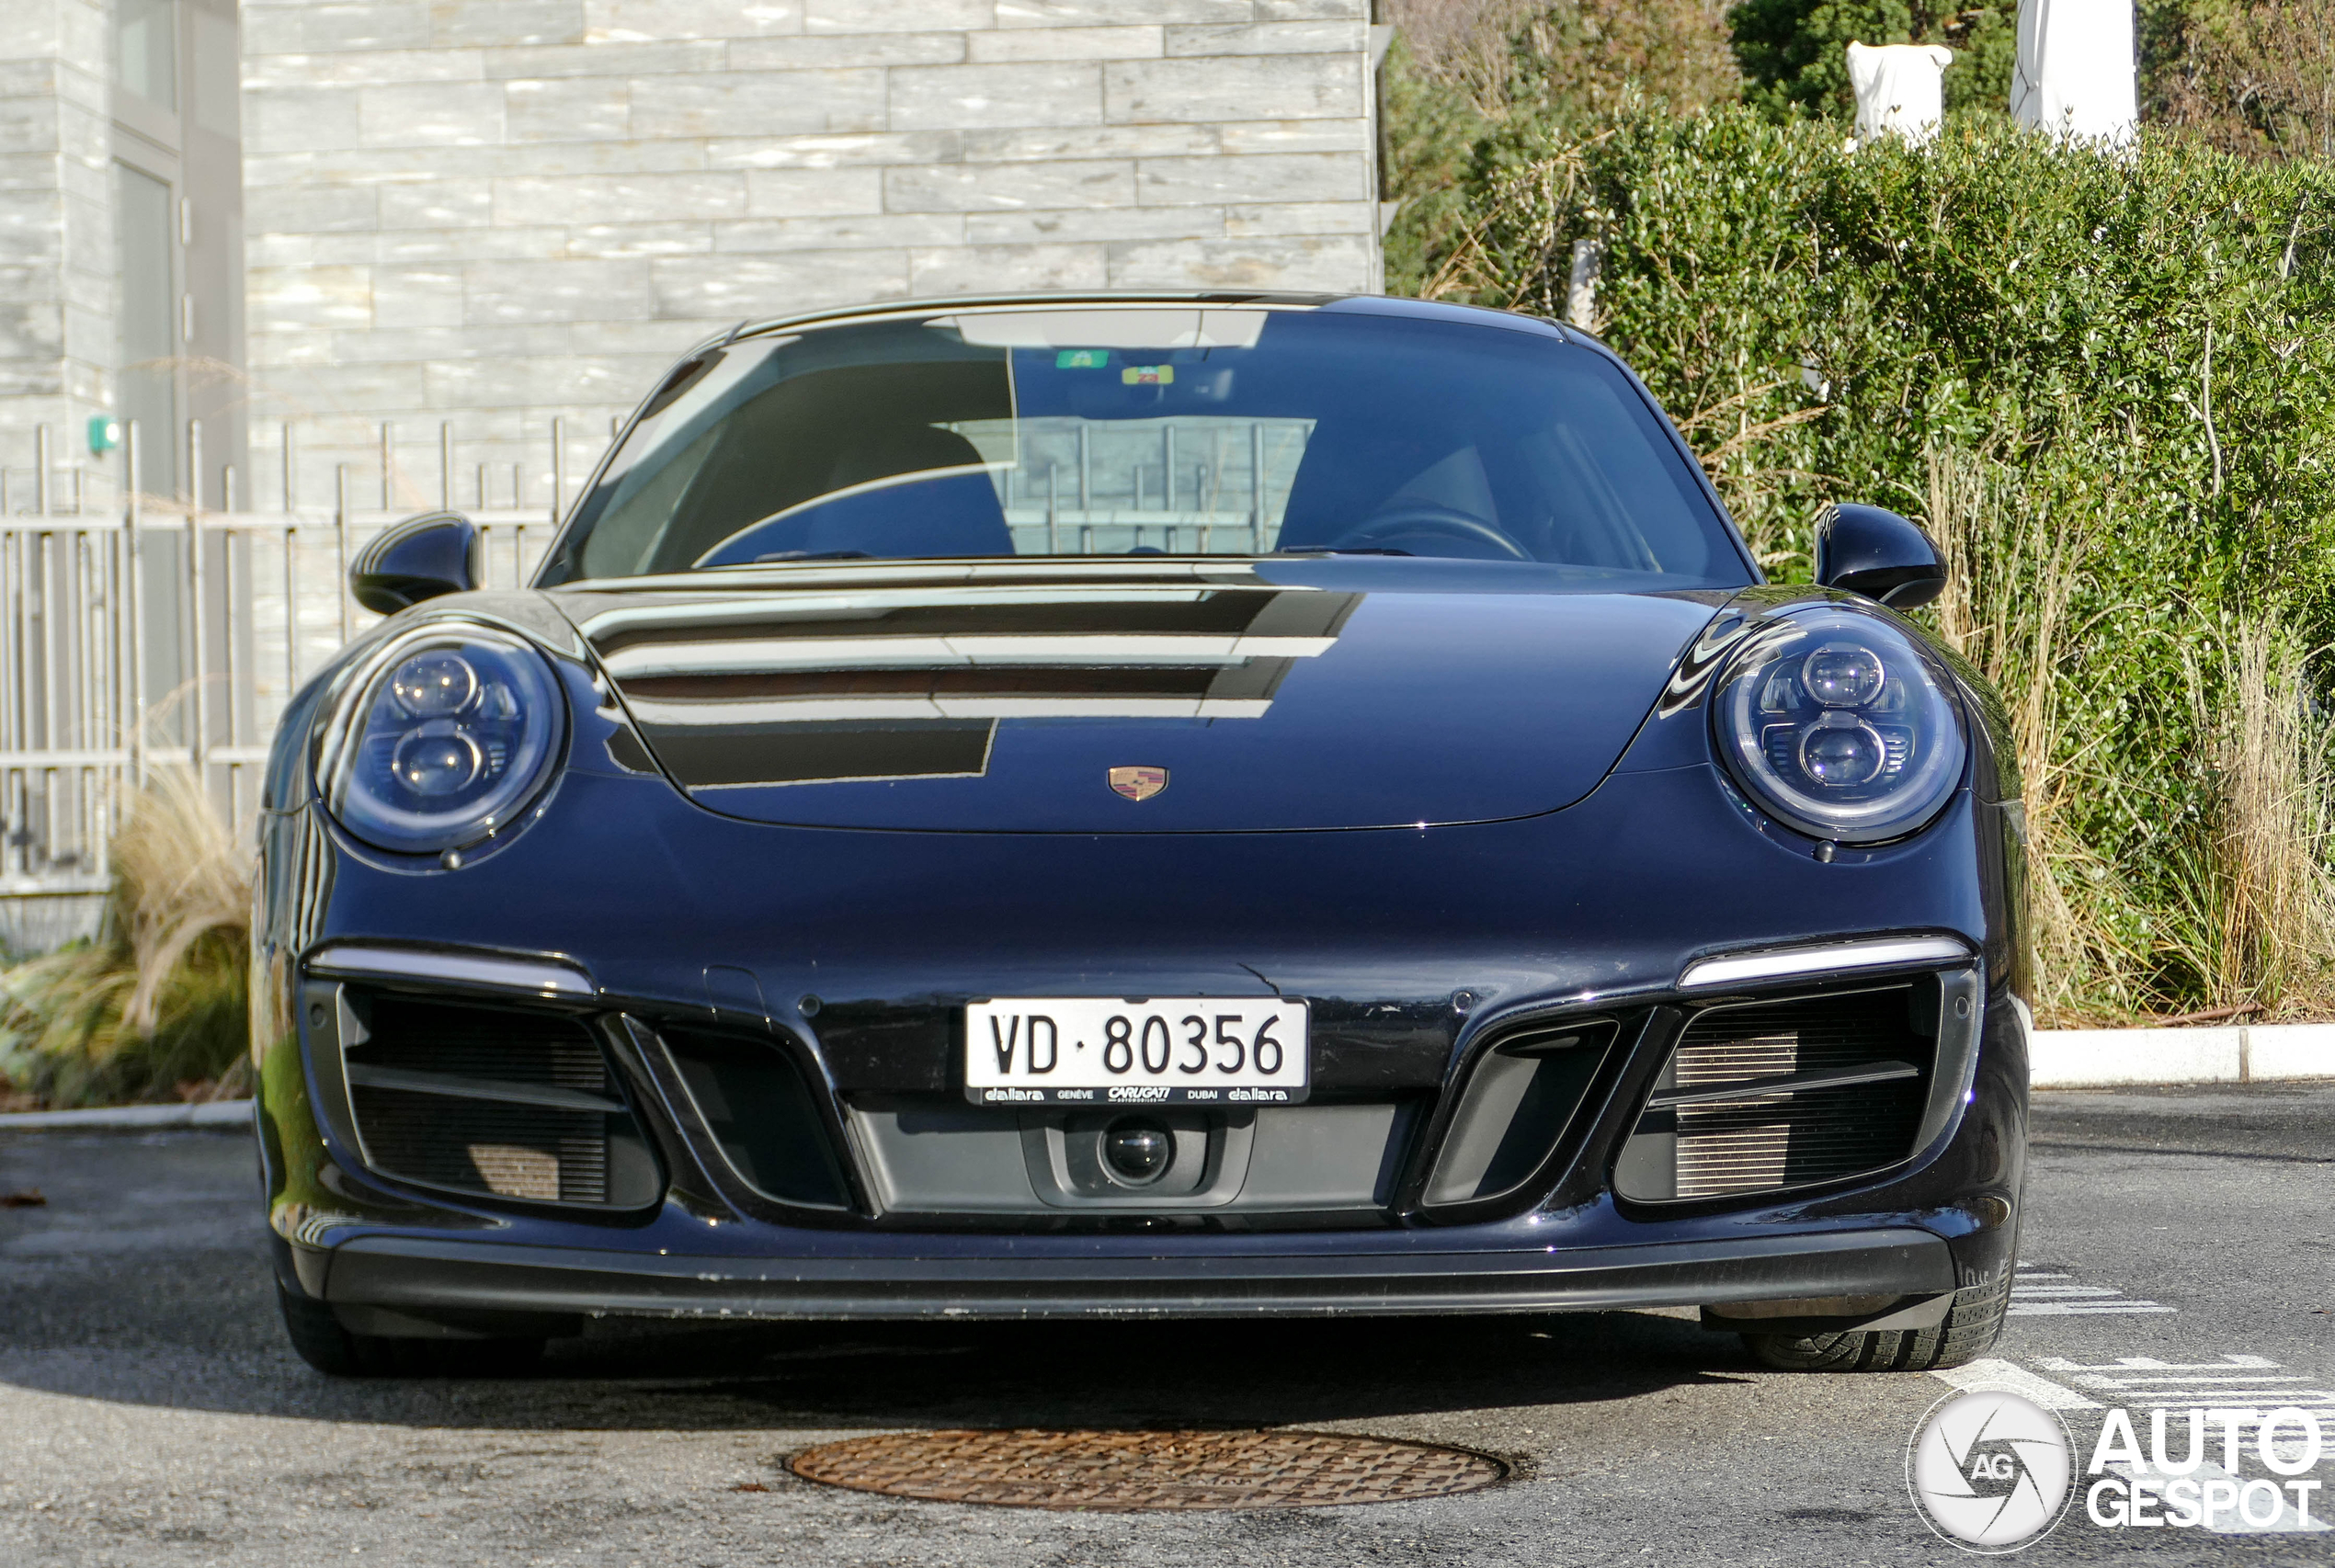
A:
[0,417,579,949]
[0,407,1316,948]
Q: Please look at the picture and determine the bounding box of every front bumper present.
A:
[313,1226,1957,1322]
[257,962,2026,1330]
[255,745,2028,1330]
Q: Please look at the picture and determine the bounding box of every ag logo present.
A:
[1907,1390,2076,1552]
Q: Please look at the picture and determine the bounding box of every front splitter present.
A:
[317,1226,1955,1321]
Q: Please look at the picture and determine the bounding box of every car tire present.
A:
[1740,1270,2012,1373]
[276,1282,545,1379]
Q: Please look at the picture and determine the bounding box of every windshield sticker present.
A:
[1055,349,1111,369]
[1122,365,1174,385]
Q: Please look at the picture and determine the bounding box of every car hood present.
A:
[554,562,1726,833]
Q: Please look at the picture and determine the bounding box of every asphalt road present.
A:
[1,1083,2329,1567]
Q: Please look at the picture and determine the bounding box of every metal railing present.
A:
[0,417,578,939]
[0,407,1314,942]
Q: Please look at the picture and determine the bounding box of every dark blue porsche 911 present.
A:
[252,291,2029,1378]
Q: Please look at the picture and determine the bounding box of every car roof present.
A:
[698,290,1575,355]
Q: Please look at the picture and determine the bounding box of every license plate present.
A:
[963,997,1310,1107]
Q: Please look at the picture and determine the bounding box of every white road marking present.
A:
[1930,1358,2102,1409]
[2039,1356,2279,1370]
[2037,1355,2335,1413]
[2009,1262,2176,1315]
[1954,1262,2332,1536]
[2084,1379,2318,1392]
[2022,1349,2334,1529]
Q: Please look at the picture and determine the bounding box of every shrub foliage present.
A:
[1726,0,2017,121]
[1415,107,2335,1020]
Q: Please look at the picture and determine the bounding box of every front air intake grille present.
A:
[1671,1080,1926,1198]
[661,1027,852,1210]
[348,1090,607,1201]
[341,994,659,1208]
[348,1004,608,1087]
[1614,983,1937,1204]
[1422,1019,1616,1208]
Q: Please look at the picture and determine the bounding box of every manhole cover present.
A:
[789,1427,1505,1511]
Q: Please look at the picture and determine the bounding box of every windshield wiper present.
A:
[752,549,875,563]
[1271,546,1413,556]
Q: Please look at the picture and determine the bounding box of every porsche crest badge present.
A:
[1108,765,1168,801]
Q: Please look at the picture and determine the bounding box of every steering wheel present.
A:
[1327,503,1532,561]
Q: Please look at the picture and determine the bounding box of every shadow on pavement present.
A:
[0,1129,1753,1434]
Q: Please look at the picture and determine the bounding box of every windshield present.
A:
[540,306,1750,585]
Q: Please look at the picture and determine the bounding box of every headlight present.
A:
[1714,608,1965,844]
[318,627,565,855]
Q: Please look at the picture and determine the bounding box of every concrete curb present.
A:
[0,1099,252,1131]
[2031,1025,2335,1089]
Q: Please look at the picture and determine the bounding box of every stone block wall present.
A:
[0,0,115,512]
[239,0,1381,515]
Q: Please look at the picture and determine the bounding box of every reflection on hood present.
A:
[558,558,1725,835]
[580,570,1360,787]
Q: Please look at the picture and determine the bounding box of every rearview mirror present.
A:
[350,512,482,614]
[1815,504,1946,609]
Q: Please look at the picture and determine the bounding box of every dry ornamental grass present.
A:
[0,765,250,1109]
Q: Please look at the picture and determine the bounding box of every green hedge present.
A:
[1404,108,2335,1020]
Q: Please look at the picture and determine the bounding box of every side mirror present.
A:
[1815,504,1946,609]
[350,512,482,614]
